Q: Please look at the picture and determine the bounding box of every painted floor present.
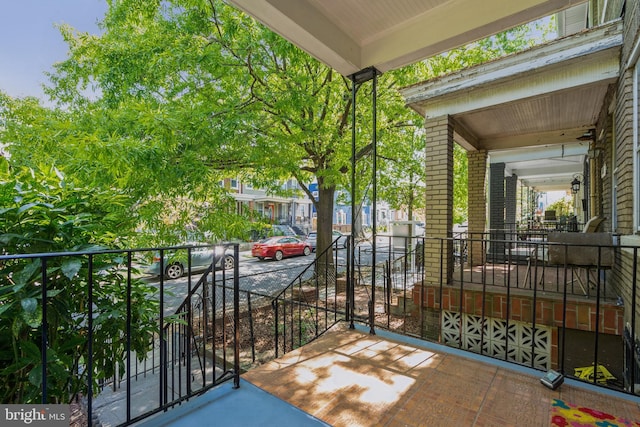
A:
[139,324,640,426]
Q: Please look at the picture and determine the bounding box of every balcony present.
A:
[3,232,640,426]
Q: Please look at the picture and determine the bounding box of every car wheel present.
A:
[274,250,284,261]
[222,255,234,270]
[303,246,311,256]
[165,263,184,279]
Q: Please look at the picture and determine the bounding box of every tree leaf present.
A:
[20,298,42,328]
[28,365,42,387]
[0,303,13,316]
[12,260,41,287]
[20,297,38,313]
[61,258,83,279]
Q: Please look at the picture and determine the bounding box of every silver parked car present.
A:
[145,243,234,279]
[305,230,349,251]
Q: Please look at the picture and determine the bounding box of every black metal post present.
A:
[87,255,94,421]
[370,70,377,335]
[233,244,240,389]
[126,251,132,422]
[41,257,48,403]
[349,73,357,329]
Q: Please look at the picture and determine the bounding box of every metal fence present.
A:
[4,232,640,426]
[0,244,241,426]
[347,233,640,395]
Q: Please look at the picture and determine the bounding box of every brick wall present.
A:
[612,0,640,336]
[467,150,487,266]
[489,163,505,257]
[505,174,518,228]
[412,284,624,335]
[424,116,454,284]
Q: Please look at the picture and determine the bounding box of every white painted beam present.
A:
[402,20,622,110]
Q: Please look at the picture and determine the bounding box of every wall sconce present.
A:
[571,174,583,194]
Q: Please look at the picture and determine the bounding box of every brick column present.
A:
[489,163,506,259]
[467,150,487,266]
[505,174,518,232]
[424,116,453,284]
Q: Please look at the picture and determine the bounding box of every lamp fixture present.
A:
[571,174,583,194]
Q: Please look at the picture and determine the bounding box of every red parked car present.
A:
[251,236,312,261]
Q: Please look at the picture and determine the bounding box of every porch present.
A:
[140,324,640,427]
[6,232,640,426]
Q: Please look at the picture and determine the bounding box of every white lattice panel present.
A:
[441,310,551,370]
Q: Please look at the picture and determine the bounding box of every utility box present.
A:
[391,221,419,251]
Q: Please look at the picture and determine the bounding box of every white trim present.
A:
[634,64,640,232]
[625,33,640,71]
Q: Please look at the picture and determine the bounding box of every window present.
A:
[230,178,238,189]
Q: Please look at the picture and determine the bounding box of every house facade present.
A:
[221,177,314,232]
[400,0,640,372]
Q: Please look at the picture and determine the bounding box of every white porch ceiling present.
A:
[402,20,622,192]
[225,0,619,194]
[225,0,588,76]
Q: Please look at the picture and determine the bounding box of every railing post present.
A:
[41,257,48,403]
[233,244,240,389]
[126,251,133,423]
[273,298,279,358]
[87,255,94,422]
[631,248,638,393]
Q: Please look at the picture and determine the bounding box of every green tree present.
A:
[388,17,555,227]
[0,159,158,403]
[1,2,555,251]
[547,195,573,218]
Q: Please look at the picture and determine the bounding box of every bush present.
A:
[0,161,158,403]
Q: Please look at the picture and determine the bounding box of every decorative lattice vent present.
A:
[442,310,551,370]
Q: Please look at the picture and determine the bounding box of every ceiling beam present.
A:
[490,143,588,163]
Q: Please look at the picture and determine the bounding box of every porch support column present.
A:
[505,174,518,232]
[489,162,506,260]
[424,116,454,284]
[467,150,487,266]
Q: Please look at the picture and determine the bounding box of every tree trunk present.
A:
[315,181,335,267]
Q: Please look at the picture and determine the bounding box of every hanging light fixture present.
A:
[571,174,582,194]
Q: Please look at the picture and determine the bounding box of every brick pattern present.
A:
[489,163,506,257]
[505,174,517,229]
[612,0,640,341]
[424,116,454,284]
[467,150,487,266]
[614,3,639,232]
[412,285,624,335]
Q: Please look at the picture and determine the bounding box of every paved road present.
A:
[142,241,402,316]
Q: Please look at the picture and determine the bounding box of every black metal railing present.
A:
[5,232,640,425]
[0,243,240,426]
[348,233,640,395]
[271,238,347,357]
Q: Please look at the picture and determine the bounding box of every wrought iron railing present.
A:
[271,238,347,357]
[348,234,640,395]
[0,243,240,426]
[5,232,640,426]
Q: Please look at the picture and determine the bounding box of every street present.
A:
[142,240,400,316]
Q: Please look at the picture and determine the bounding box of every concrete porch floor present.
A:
[140,324,640,426]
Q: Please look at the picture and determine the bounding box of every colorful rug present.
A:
[551,399,640,427]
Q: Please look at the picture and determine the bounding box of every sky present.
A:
[0,0,108,101]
